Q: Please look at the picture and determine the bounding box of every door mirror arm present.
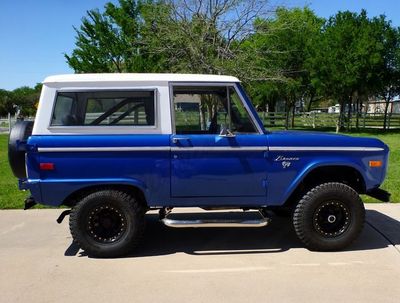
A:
[219,125,236,138]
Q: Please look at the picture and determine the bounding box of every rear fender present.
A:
[39,178,148,206]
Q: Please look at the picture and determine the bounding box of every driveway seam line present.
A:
[366,220,400,254]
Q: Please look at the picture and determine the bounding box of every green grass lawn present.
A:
[0,135,29,208]
[0,131,399,209]
[354,131,400,203]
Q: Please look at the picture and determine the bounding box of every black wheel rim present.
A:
[313,201,351,237]
[86,204,127,243]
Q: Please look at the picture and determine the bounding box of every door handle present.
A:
[173,137,190,144]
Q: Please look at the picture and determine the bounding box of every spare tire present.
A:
[8,121,34,179]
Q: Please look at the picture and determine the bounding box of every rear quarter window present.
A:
[50,90,156,127]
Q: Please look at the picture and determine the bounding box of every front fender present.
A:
[283,161,364,203]
[267,158,367,206]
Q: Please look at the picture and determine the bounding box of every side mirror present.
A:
[219,125,235,137]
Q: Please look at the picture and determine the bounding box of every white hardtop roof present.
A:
[43,73,240,84]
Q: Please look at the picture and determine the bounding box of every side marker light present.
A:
[369,161,382,167]
[40,163,55,170]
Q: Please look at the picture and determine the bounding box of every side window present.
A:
[229,87,257,133]
[173,86,257,134]
[173,86,228,134]
[50,91,155,127]
[51,94,74,126]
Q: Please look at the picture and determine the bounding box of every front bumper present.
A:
[366,188,391,202]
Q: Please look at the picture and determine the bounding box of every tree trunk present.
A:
[355,94,362,131]
[291,101,295,128]
[285,100,290,130]
[346,94,353,131]
[338,99,346,132]
[307,91,315,112]
[269,100,276,127]
[383,97,391,131]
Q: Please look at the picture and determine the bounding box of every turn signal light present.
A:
[40,163,55,170]
[369,160,382,167]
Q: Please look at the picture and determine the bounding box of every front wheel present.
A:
[293,182,365,251]
[69,190,146,258]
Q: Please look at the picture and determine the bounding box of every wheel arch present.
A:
[282,164,366,208]
[62,183,148,209]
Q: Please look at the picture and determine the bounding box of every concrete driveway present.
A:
[0,204,399,303]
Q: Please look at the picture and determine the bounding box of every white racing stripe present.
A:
[38,146,267,152]
[38,146,170,152]
[171,146,267,152]
[37,146,384,152]
[269,146,384,152]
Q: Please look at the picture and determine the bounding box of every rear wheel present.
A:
[69,190,146,258]
[293,182,365,251]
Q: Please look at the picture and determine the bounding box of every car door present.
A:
[170,84,269,201]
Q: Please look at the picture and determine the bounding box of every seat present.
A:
[61,114,78,126]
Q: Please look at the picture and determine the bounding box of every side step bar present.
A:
[161,211,270,228]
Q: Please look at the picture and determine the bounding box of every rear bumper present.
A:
[18,179,42,204]
[366,187,391,202]
[24,196,37,210]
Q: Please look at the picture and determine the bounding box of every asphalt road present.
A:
[1,204,400,303]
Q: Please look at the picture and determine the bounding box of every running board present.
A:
[161,211,270,228]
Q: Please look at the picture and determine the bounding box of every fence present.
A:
[0,115,14,133]
[0,116,35,133]
[2,112,400,133]
[0,112,148,133]
[259,112,400,130]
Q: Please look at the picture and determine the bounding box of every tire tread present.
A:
[69,189,146,258]
[293,182,365,251]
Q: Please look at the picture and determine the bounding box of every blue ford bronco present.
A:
[9,74,390,257]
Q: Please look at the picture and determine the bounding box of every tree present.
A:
[9,86,41,116]
[0,86,40,117]
[143,0,271,75]
[375,23,400,130]
[0,90,13,116]
[66,0,278,80]
[65,0,164,73]
[66,1,400,133]
[245,7,324,128]
[306,10,391,131]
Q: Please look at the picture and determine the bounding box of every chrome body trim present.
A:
[161,217,270,228]
[171,146,268,152]
[37,146,383,153]
[269,146,384,152]
[38,147,170,152]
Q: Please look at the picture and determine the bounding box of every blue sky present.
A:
[1,0,400,90]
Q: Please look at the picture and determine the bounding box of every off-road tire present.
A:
[293,182,365,251]
[69,190,145,258]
